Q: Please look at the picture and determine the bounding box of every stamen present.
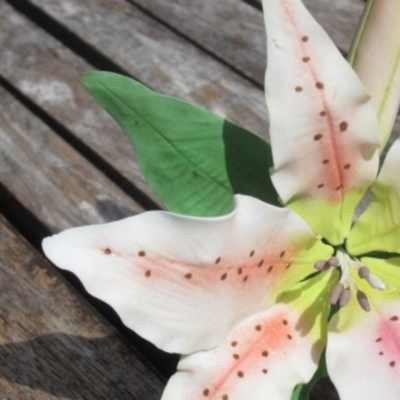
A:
[358,266,370,279]
[356,290,371,312]
[329,256,340,267]
[314,260,330,271]
[330,282,344,305]
[339,288,351,307]
[367,273,386,290]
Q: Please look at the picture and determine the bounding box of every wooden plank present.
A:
[129,0,365,85]
[0,81,179,377]
[0,215,164,398]
[2,0,269,139]
[131,0,266,85]
[0,0,160,206]
[0,84,143,232]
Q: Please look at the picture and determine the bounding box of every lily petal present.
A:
[348,0,400,150]
[327,265,400,400]
[42,195,330,354]
[348,140,400,255]
[162,271,337,400]
[263,0,379,245]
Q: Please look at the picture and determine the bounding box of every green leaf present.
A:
[291,384,309,400]
[290,350,330,400]
[82,71,278,216]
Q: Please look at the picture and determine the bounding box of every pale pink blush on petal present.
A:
[265,0,378,205]
[376,315,400,369]
[327,296,400,400]
[43,195,326,354]
[263,0,379,243]
[162,304,320,400]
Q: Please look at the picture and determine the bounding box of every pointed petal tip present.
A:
[42,234,59,263]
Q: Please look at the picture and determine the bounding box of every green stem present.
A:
[347,0,375,65]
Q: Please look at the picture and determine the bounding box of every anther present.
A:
[330,282,344,305]
[329,256,340,267]
[339,288,351,307]
[356,290,371,312]
[367,273,386,290]
[314,260,330,271]
[358,266,370,279]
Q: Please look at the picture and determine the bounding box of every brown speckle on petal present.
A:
[138,250,146,257]
[295,86,303,92]
[313,133,323,141]
[302,56,310,62]
[203,388,210,396]
[320,111,327,117]
[220,273,228,281]
[262,350,269,357]
[249,250,255,257]
[316,82,324,90]
[185,273,192,279]
[237,371,244,378]
[103,248,112,255]
[302,35,309,42]
[390,316,399,321]
[215,257,221,264]
[258,259,264,267]
[262,368,268,374]
[255,325,262,331]
[339,121,348,132]
[145,270,151,278]
[390,361,396,367]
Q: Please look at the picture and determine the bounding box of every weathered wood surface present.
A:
[0,85,143,233]
[4,0,269,138]
[0,215,164,398]
[0,0,399,399]
[0,0,161,207]
[129,0,365,85]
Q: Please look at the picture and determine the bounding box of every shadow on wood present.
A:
[0,333,163,399]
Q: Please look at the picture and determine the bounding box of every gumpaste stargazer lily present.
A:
[42,0,400,399]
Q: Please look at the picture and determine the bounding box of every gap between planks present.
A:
[0,215,165,399]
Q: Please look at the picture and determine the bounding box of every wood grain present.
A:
[3,0,269,137]
[0,0,161,207]
[0,215,165,398]
[0,85,142,232]
[129,0,365,85]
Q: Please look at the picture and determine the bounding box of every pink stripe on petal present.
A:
[327,289,400,400]
[43,195,329,355]
[163,304,321,400]
[263,0,379,243]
